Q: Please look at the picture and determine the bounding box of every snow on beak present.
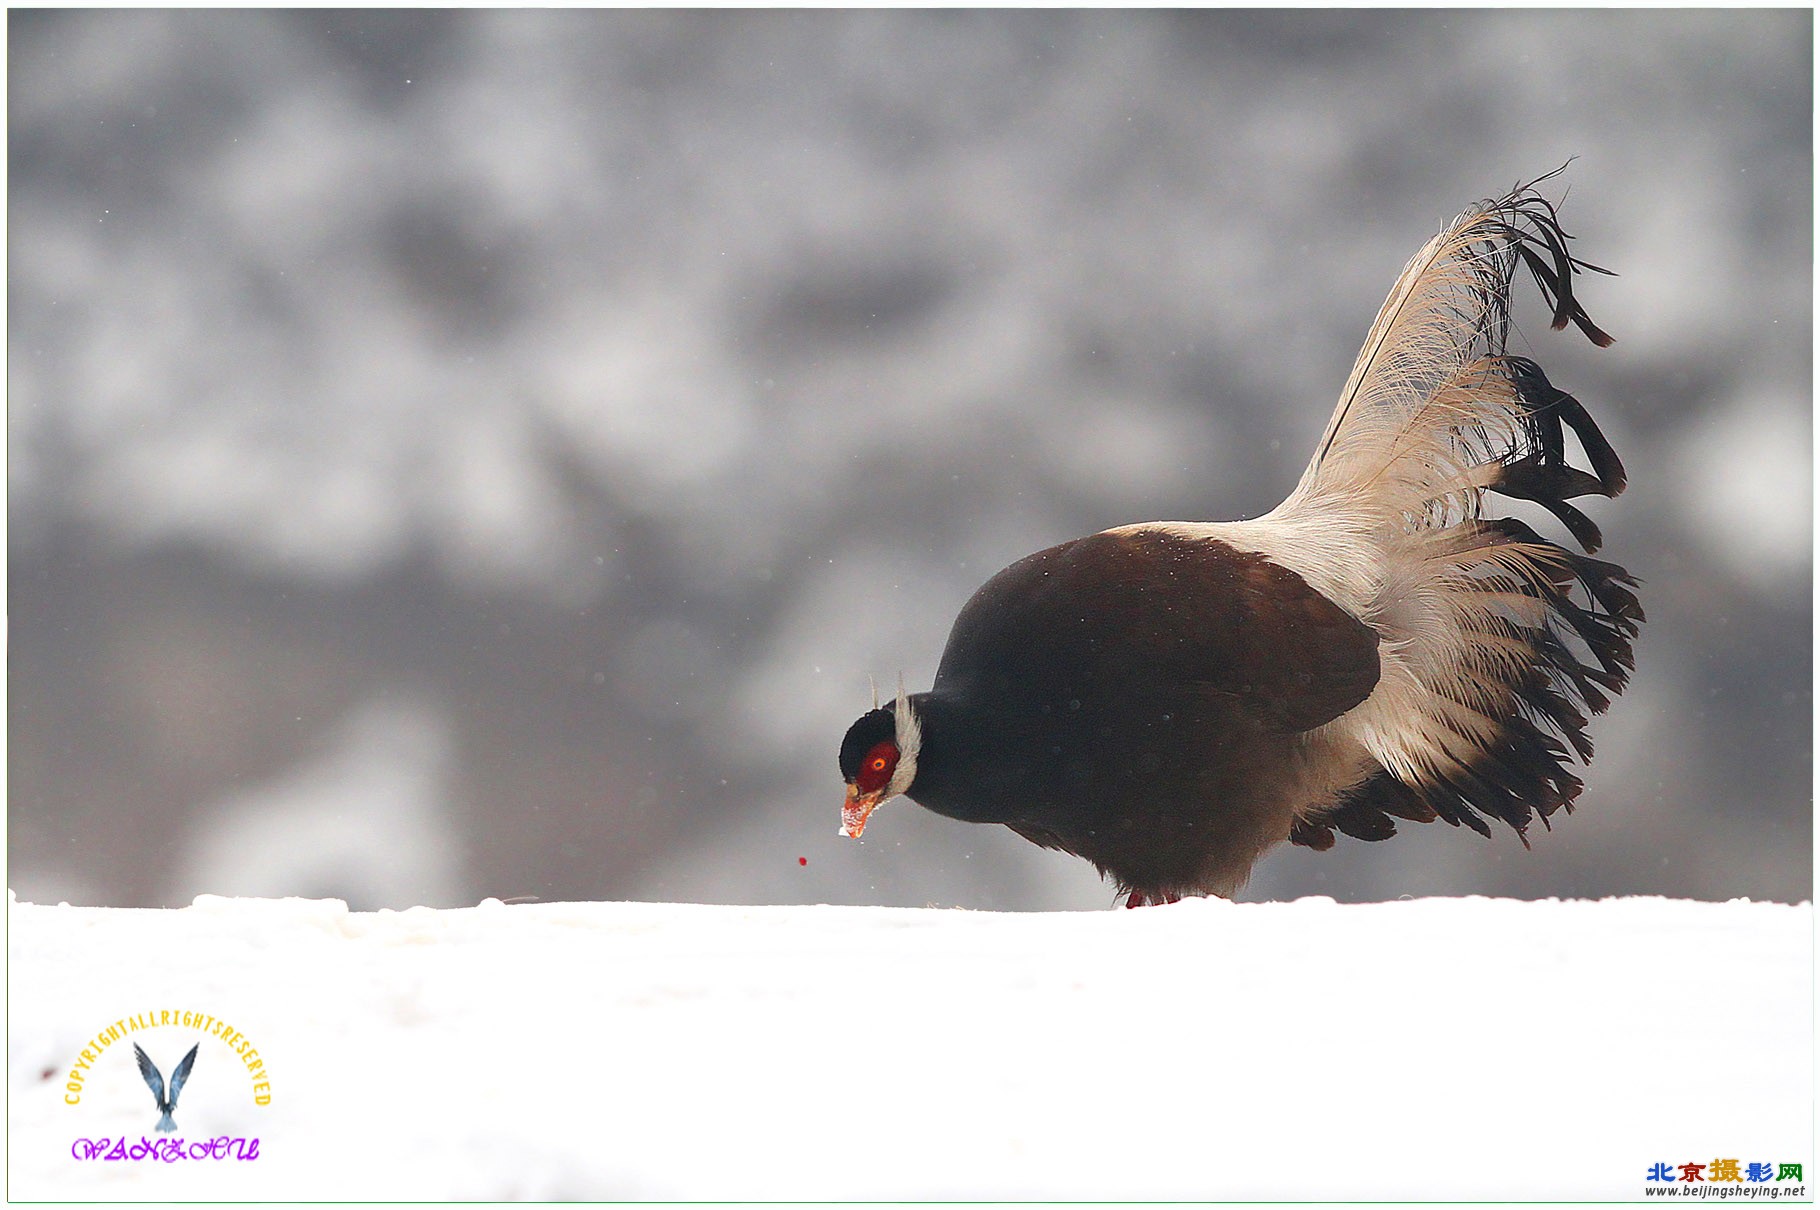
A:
[840,783,884,838]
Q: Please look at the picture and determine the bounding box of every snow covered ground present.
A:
[8,893,1811,1201]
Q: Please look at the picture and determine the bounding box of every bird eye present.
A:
[855,740,899,793]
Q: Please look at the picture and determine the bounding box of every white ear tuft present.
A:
[889,674,921,797]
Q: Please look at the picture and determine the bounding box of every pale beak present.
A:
[840,782,884,838]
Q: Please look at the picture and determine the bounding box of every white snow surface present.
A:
[8,893,1812,1201]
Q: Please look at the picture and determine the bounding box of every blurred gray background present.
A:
[9,10,1811,911]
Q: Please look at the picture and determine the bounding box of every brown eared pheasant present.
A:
[837,173,1641,906]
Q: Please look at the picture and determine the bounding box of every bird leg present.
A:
[1124,890,1183,909]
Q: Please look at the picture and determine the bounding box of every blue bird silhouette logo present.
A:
[132,1042,199,1134]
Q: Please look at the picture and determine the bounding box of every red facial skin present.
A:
[840,740,899,838]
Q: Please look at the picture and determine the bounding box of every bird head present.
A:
[837,684,921,838]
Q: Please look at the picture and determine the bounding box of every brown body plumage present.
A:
[838,172,1641,903]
